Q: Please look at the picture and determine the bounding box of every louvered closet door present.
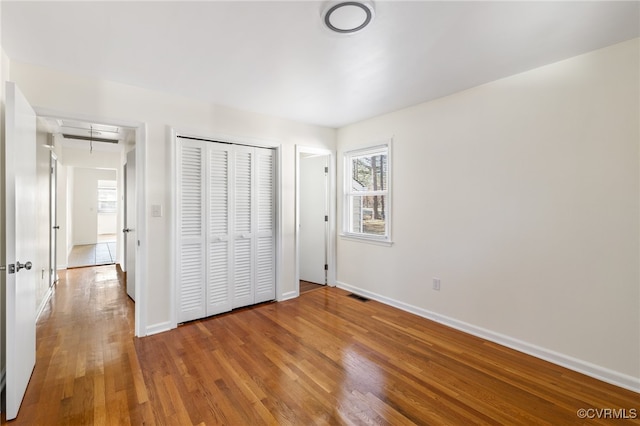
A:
[206,143,233,316]
[254,148,275,303]
[177,140,206,323]
[232,145,255,308]
[177,139,276,321]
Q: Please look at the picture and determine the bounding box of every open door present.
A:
[4,82,37,420]
[49,151,58,287]
[299,154,329,285]
[124,148,136,300]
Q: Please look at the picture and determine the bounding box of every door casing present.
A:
[34,106,147,337]
[170,128,283,329]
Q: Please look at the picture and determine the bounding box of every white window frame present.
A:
[342,141,392,245]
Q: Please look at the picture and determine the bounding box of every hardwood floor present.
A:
[3,266,638,425]
[300,280,325,294]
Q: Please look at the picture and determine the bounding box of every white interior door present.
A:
[124,149,136,300]
[4,81,37,420]
[299,154,328,285]
[177,138,275,322]
[49,152,58,287]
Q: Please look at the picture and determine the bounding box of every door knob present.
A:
[123,228,132,233]
[16,261,32,272]
[53,225,60,230]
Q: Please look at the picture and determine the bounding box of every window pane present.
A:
[98,187,117,213]
[351,195,386,236]
[351,153,387,192]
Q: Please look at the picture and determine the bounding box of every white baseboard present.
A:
[279,290,298,302]
[36,286,54,322]
[145,321,173,337]
[336,280,640,394]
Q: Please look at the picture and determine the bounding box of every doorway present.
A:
[296,146,335,295]
[36,110,147,337]
[67,170,118,268]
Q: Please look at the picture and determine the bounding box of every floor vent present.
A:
[348,293,370,302]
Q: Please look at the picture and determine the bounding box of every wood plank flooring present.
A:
[300,280,325,294]
[3,265,639,425]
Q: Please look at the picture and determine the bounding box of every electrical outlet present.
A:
[432,278,441,291]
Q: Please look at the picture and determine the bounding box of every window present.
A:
[343,143,391,243]
[98,180,117,214]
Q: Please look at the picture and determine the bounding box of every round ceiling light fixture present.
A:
[323,1,375,34]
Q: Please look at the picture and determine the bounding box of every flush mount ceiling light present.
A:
[323,1,375,34]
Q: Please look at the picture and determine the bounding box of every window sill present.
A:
[340,233,394,247]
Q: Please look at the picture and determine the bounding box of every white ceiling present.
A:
[3,1,639,128]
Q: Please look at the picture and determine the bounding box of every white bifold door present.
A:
[177,138,275,323]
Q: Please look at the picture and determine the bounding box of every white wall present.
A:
[65,166,74,259]
[35,128,51,312]
[97,213,116,235]
[8,61,336,331]
[336,39,640,388]
[71,168,116,245]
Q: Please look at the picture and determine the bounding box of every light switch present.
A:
[151,204,163,217]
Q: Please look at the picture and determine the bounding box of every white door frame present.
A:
[34,107,148,337]
[170,128,282,328]
[295,145,336,296]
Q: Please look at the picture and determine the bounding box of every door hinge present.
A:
[324,264,328,271]
[324,215,328,222]
[324,166,328,174]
